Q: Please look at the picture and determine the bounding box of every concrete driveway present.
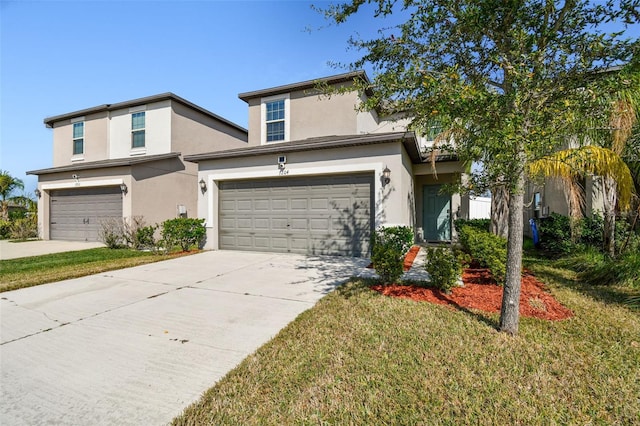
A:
[0,250,368,425]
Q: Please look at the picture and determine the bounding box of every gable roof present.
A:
[238,71,371,102]
[184,132,428,163]
[26,152,181,176]
[43,93,247,134]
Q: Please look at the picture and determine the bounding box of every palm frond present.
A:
[528,145,635,210]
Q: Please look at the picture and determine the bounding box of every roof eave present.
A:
[238,71,370,102]
[26,152,181,176]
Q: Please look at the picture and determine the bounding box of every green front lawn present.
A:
[0,248,195,292]
[174,261,640,425]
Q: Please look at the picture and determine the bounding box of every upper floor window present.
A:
[131,112,145,148]
[266,99,285,142]
[261,94,289,144]
[72,122,84,155]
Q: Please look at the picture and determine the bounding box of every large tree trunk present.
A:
[602,176,617,256]
[491,185,509,238]
[499,171,525,335]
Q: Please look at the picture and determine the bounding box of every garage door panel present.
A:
[50,187,122,242]
[219,174,372,256]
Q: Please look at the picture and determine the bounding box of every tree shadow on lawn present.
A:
[341,278,500,330]
[526,258,636,308]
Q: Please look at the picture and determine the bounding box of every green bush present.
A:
[537,213,574,255]
[161,218,205,252]
[374,226,414,254]
[0,219,11,239]
[458,225,507,284]
[370,226,414,284]
[9,217,38,240]
[454,218,490,233]
[136,225,158,250]
[424,246,462,292]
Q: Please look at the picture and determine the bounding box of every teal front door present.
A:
[423,185,451,241]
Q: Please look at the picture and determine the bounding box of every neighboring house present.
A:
[524,176,605,229]
[27,93,247,242]
[185,71,472,256]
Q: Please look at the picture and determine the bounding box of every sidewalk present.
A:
[0,240,105,260]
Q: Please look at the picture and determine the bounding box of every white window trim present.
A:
[261,93,290,145]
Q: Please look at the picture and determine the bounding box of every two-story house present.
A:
[186,71,471,256]
[27,93,247,242]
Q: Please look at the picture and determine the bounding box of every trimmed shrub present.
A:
[123,216,158,250]
[370,226,414,284]
[537,213,574,255]
[161,218,206,252]
[0,219,11,239]
[458,225,507,284]
[136,225,158,250]
[424,246,462,292]
[454,218,490,233]
[376,226,414,254]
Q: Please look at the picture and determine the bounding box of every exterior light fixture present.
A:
[199,178,207,193]
[34,189,42,198]
[120,183,128,194]
[382,166,391,185]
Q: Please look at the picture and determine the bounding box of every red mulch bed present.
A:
[371,268,573,321]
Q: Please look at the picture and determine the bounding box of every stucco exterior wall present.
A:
[36,167,132,240]
[109,100,172,159]
[195,142,412,250]
[52,111,109,166]
[170,102,247,155]
[245,83,380,146]
[130,158,196,226]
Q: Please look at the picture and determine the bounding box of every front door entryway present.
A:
[422,184,451,241]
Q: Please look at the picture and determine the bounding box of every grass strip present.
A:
[174,262,640,425]
[0,248,195,292]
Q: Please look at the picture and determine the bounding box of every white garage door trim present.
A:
[42,178,125,191]
[203,162,386,229]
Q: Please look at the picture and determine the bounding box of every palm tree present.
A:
[529,67,639,255]
[0,170,25,221]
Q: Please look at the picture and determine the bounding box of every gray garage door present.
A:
[50,187,123,242]
[219,174,373,256]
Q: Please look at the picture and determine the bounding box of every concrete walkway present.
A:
[0,239,105,260]
[0,250,369,425]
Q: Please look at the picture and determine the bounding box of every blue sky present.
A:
[1,1,638,195]
[1,0,382,193]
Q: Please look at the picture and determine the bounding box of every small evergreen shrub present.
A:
[370,226,414,284]
[376,226,414,254]
[161,218,206,252]
[136,225,158,250]
[537,213,573,255]
[454,218,490,233]
[458,225,507,284]
[0,219,11,239]
[424,246,462,292]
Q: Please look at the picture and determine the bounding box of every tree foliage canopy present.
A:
[322,0,638,334]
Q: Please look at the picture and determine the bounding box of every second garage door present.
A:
[50,186,123,242]
[219,174,373,256]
